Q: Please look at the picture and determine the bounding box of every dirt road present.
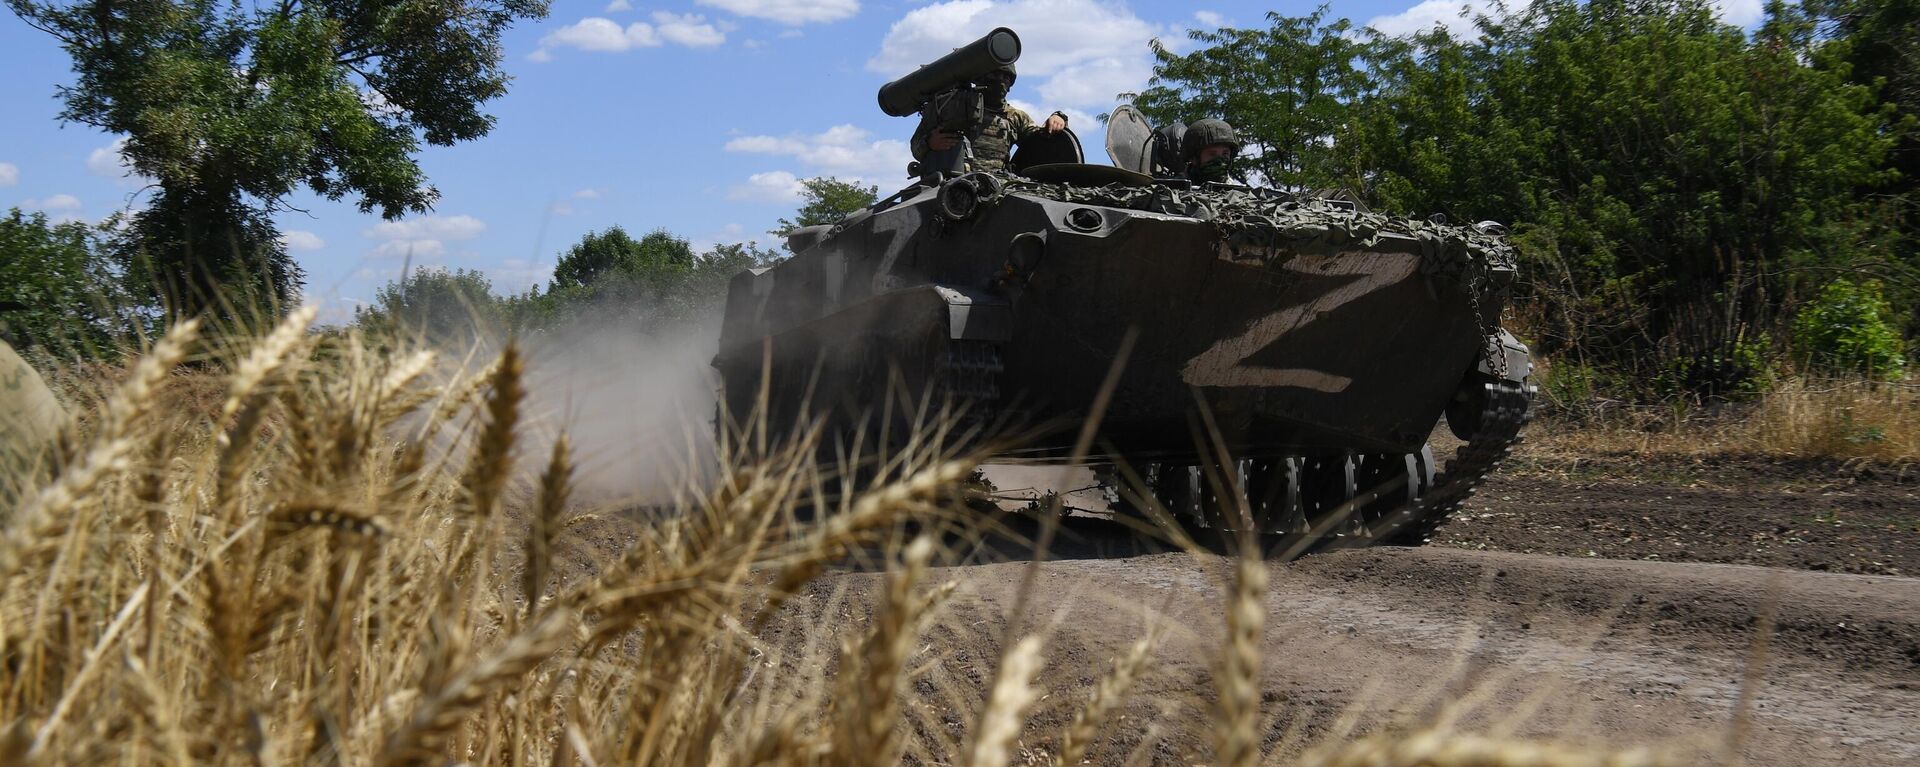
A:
[807,456,1920,764]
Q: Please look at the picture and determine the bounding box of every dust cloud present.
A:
[512,317,723,506]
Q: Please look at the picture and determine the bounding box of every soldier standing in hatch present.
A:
[912,64,1068,173]
[1182,118,1242,183]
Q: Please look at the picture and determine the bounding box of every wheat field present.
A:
[0,311,1677,766]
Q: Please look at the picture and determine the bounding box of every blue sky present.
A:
[0,0,1762,325]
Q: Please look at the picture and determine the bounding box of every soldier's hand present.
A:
[1045,113,1067,134]
[929,129,959,152]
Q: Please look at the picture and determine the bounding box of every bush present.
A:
[1537,358,1612,422]
[1793,280,1906,379]
[1654,335,1776,400]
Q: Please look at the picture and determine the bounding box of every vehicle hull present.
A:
[715,180,1524,464]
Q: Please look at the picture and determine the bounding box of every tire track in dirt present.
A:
[825,542,1920,765]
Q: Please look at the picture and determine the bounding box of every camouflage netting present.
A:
[989,175,1518,283]
[980,172,1518,374]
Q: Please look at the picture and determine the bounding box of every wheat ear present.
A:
[461,343,524,518]
[966,635,1045,767]
[752,458,976,630]
[1215,555,1266,767]
[0,319,200,579]
[526,434,572,620]
[1055,632,1156,767]
[839,535,936,763]
[215,305,315,517]
[373,607,576,767]
[1306,729,1668,767]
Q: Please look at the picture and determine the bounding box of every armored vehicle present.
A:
[714,30,1534,545]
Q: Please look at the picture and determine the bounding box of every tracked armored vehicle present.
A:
[713,30,1534,545]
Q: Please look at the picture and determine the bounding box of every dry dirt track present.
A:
[801,459,1920,765]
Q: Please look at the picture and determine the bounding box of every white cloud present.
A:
[280,230,326,251]
[1364,0,1760,39]
[539,17,661,53]
[25,194,82,212]
[1035,56,1151,110]
[652,11,726,47]
[368,239,448,260]
[1362,0,1497,37]
[778,29,804,39]
[604,0,632,10]
[1714,0,1763,26]
[360,88,403,116]
[723,123,913,183]
[868,0,1162,110]
[697,0,859,25]
[551,189,603,216]
[535,13,727,58]
[488,258,553,293]
[728,171,806,203]
[1193,10,1224,28]
[0,163,16,187]
[691,222,772,253]
[364,214,487,242]
[87,138,131,177]
[363,214,482,259]
[86,136,154,187]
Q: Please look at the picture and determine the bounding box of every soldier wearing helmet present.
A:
[911,64,1068,174]
[1182,118,1241,183]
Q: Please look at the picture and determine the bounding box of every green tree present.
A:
[355,266,501,346]
[8,0,549,323]
[1133,8,1373,190]
[772,177,879,237]
[0,208,142,353]
[1804,0,1920,333]
[509,232,777,335]
[1807,0,1918,193]
[549,227,695,292]
[1138,0,1901,393]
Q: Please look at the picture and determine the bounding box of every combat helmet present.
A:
[983,62,1016,87]
[1181,118,1241,161]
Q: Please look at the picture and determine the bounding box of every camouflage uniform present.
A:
[1,340,63,510]
[911,107,1040,173]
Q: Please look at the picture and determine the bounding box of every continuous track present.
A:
[931,338,1537,548]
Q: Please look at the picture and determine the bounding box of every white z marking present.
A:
[1180,252,1416,390]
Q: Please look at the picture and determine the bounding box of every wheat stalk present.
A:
[215,306,316,518]
[525,435,572,622]
[1055,632,1156,767]
[374,607,576,767]
[1215,555,1267,767]
[966,634,1045,767]
[837,535,936,765]
[462,343,523,519]
[1306,729,1670,767]
[0,319,200,579]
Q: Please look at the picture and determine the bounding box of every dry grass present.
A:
[1531,375,1920,465]
[0,317,1685,766]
